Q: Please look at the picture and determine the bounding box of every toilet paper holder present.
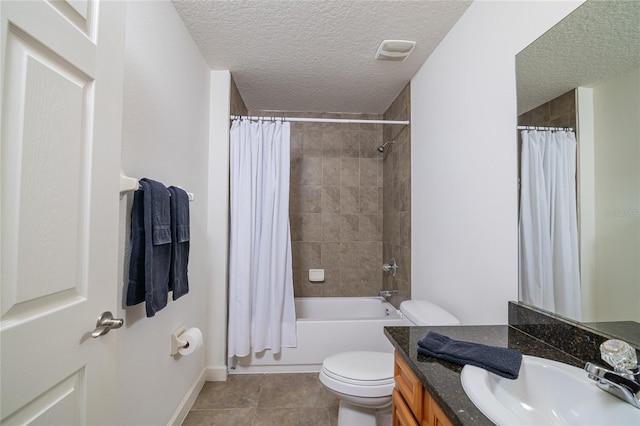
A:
[170,325,188,356]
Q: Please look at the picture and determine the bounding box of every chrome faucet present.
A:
[378,290,398,299]
[584,339,640,409]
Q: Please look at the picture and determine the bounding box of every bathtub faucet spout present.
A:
[379,290,398,299]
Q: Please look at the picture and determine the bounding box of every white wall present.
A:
[206,71,231,381]
[117,1,210,424]
[592,67,640,322]
[577,86,597,320]
[410,0,584,324]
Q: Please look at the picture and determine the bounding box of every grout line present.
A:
[249,374,266,425]
[255,373,266,408]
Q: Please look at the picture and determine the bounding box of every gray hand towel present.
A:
[417,332,522,379]
[168,186,190,300]
[126,179,171,317]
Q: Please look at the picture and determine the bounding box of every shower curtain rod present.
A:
[230,115,409,125]
[517,125,574,131]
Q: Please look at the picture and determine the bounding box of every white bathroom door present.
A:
[0,1,125,424]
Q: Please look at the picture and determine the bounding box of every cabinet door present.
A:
[421,387,431,426]
[394,352,425,419]
[428,396,454,426]
[393,388,419,426]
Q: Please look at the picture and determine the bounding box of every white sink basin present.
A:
[461,355,640,425]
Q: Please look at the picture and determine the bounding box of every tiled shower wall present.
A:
[233,79,411,300]
[230,76,247,116]
[518,89,576,129]
[247,111,385,297]
[382,84,411,308]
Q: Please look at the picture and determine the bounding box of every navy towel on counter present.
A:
[168,186,190,300]
[417,332,523,379]
[126,178,171,317]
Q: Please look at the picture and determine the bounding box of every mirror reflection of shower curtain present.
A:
[228,119,297,358]
[519,130,582,321]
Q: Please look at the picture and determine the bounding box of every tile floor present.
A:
[182,373,339,426]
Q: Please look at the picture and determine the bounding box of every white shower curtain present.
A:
[519,130,582,321]
[228,119,297,358]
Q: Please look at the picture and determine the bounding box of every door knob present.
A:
[91,311,123,338]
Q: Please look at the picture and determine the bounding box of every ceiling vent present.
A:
[375,40,416,61]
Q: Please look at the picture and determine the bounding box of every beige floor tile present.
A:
[322,387,339,410]
[187,373,340,425]
[257,373,326,409]
[193,375,264,410]
[182,409,256,426]
[252,408,331,426]
[322,388,339,426]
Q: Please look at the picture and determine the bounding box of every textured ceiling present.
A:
[172,0,472,114]
[517,0,640,115]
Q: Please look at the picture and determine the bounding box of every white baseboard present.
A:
[205,365,228,381]
[168,369,206,426]
[229,363,321,374]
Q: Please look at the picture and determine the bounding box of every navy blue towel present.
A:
[126,188,146,306]
[126,178,171,317]
[168,186,190,300]
[417,332,522,379]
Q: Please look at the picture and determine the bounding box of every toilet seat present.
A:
[320,351,395,397]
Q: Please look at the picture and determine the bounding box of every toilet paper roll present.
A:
[177,327,203,356]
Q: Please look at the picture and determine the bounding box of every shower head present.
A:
[377,140,395,153]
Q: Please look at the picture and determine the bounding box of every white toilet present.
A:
[319,300,460,426]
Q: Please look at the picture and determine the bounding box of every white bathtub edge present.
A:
[228,297,404,374]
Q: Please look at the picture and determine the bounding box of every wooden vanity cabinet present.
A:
[392,352,453,426]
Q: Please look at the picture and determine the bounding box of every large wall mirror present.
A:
[516,0,639,343]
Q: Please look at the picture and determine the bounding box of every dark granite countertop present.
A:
[384,325,586,426]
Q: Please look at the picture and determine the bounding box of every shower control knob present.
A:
[382,258,398,277]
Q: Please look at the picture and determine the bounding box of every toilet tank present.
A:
[399,300,460,325]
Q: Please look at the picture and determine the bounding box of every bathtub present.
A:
[230,297,410,374]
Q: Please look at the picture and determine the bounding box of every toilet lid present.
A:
[322,351,394,385]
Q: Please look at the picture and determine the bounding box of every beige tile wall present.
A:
[248,111,385,297]
[382,84,411,308]
[235,84,412,300]
[230,76,247,116]
[518,89,576,129]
